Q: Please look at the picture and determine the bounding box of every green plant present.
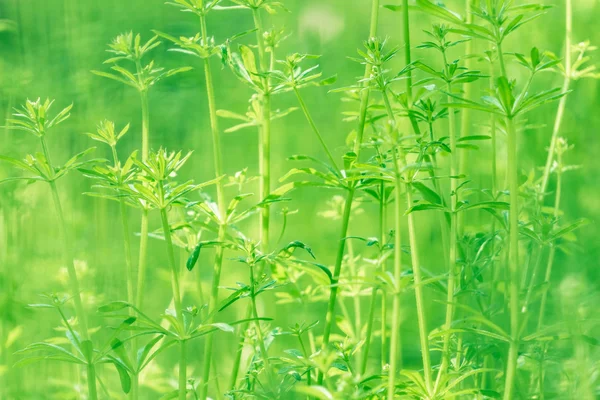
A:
[3,0,598,399]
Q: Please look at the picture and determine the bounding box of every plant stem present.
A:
[160,208,183,319]
[135,59,151,308]
[382,91,432,393]
[40,136,96,398]
[87,363,98,400]
[318,188,355,381]
[293,88,340,173]
[379,179,388,371]
[388,144,403,400]
[40,137,89,339]
[540,0,571,196]
[297,334,312,385]
[111,146,135,305]
[198,10,228,400]
[252,7,271,251]
[405,187,433,390]
[135,211,149,308]
[249,264,272,381]
[159,207,186,399]
[111,145,139,400]
[317,0,379,385]
[180,340,188,400]
[436,83,459,390]
[503,117,520,400]
[537,151,563,330]
[360,287,378,375]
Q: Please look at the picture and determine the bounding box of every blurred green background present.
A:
[1,0,599,398]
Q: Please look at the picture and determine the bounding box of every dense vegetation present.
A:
[1,0,599,398]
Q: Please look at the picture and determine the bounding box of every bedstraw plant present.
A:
[2,0,598,399]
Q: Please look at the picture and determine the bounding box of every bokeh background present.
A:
[0,0,599,398]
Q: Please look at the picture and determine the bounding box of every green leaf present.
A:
[411,182,442,205]
[406,203,449,214]
[295,386,334,400]
[98,301,131,313]
[279,241,316,259]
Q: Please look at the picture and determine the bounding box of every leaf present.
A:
[549,218,588,242]
[279,241,316,259]
[295,386,334,400]
[186,240,230,271]
[411,182,442,205]
[406,202,449,214]
[112,359,132,394]
[458,201,509,212]
[98,301,131,313]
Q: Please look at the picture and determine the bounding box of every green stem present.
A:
[298,334,312,385]
[405,187,433,391]
[383,91,432,393]
[180,341,188,400]
[112,145,139,400]
[388,146,403,400]
[401,0,413,100]
[40,136,96,399]
[40,137,89,340]
[503,117,520,400]
[160,208,183,319]
[200,224,226,398]
[198,11,228,400]
[111,146,135,305]
[379,179,388,371]
[135,211,149,309]
[318,188,355,382]
[252,7,271,251]
[435,84,459,390]
[540,0,571,196]
[537,152,563,330]
[317,0,380,385]
[135,64,151,309]
[293,88,340,173]
[360,287,378,375]
[159,207,185,399]
[87,363,98,400]
[250,264,272,381]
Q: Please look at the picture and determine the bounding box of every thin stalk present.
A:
[159,207,186,400]
[537,153,563,329]
[87,364,98,400]
[135,211,149,308]
[405,187,433,391]
[293,88,340,173]
[159,208,183,319]
[198,10,228,400]
[360,287,378,375]
[40,138,89,339]
[317,0,379,384]
[40,136,96,399]
[111,145,139,400]
[503,117,520,400]
[435,84,459,390]
[318,188,355,377]
[227,8,273,391]
[249,265,273,381]
[298,334,312,385]
[379,179,388,370]
[111,146,135,305]
[252,7,271,250]
[135,85,151,310]
[540,0,571,196]
[382,91,432,393]
[179,340,188,400]
[388,145,403,400]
